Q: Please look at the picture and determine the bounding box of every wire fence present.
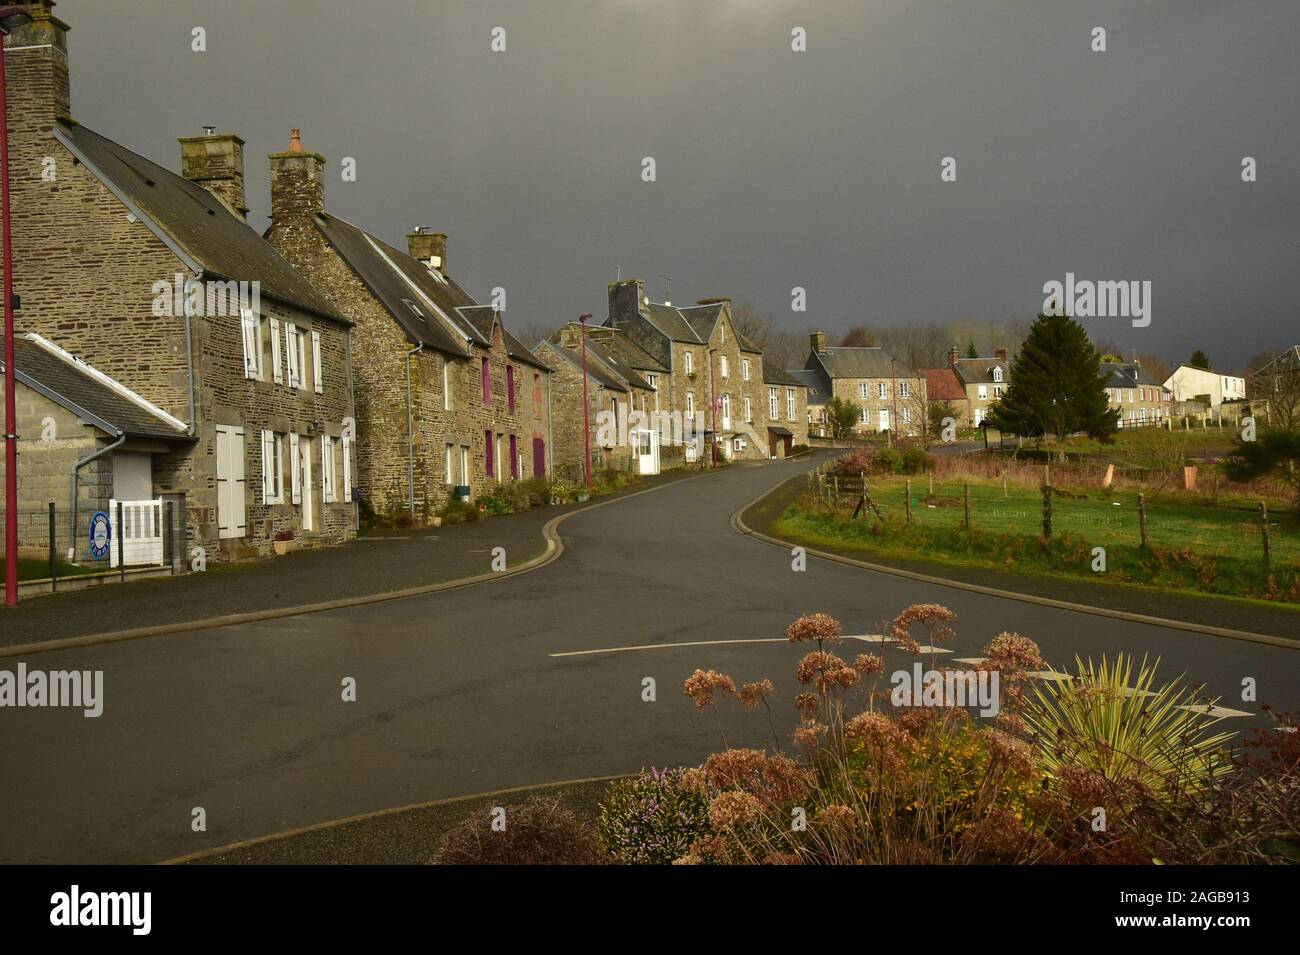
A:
[0,499,188,594]
[807,468,1297,565]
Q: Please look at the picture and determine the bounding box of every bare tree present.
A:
[840,326,877,347]
[1251,348,1300,432]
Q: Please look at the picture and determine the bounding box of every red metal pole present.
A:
[579,314,592,492]
[708,348,717,467]
[1,37,18,607]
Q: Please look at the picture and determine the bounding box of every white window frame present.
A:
[321,434,336,503]
[978,385,987,400]
[311,330,323,394]
[877,382,888,400]
[769,386,779,419]
[261,429,283,504]
[684,351,693,375]
[686,392,695,416]
[744,395,752,423]
[719,355,729,379]
[241,309,260,379]
[442,358,452,411]
[289,432,302,505]
[270,317,283,384]
[786,387,795,421]
[858,382,868,399]
[899,381,910,398]
[993,366,1003,383]
[742,359,750,381]
[341,434,353,503]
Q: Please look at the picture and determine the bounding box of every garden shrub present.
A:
[437,499,479,525]
[597,768,711,864]
[430,796,606,865]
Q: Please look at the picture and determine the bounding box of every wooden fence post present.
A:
[963,483,971,531]
[1260,502,1271,567]
[1041,483,1053,539]
[1002,470,1008,498]
[1138,493,1149,548]
[905,479,912,526]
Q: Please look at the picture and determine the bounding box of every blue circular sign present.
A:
[88,511,111,560]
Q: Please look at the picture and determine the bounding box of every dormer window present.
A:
[992,366,1003,383]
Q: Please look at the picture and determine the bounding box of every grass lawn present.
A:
[0,557,102,582]
[779,474,1300,604]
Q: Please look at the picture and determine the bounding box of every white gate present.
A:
[109,498,164,568]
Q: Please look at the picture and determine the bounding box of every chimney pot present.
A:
[269,131,326,223]
[289,128,302,152]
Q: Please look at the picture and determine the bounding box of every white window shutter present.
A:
[342,435,353,503]
[290,432,301,504]
[231,427,247,534]
[261,429,273,502]
[321,435,333,503]
[270,318,282,384]
[241,312,259,379]
[311,331,323,394]
[285,325,298,388]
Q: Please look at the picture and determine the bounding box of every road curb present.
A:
[730,484,1300,651]
[1,469,721,659]
[157,773,632,865]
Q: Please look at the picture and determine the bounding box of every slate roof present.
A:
[809,346,920,380]
[921,367,966,402]
[762,360,803,387]
[599,329,669,374]
[6,334,192,441]
[53,119,344,323]
[786,368,830,404]
[315,214,548,370]
[535,341,628,392]
[951,356,1010,386]
[643,302,705,344]
[1100,362,1167,390]
[585,339,655,391]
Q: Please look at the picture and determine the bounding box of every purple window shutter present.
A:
[506,365,516,413]
[482,358,491,406]
[485,430,494,477]
[533,437,545,477]
[509,434,518,478]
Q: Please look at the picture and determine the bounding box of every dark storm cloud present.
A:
[58,0,1299,369]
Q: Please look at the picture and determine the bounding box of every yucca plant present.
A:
[1022,654,1234,802]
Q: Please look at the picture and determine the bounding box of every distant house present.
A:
[1164,365,1246,410]
[786,369,830,437]
[919,366,968,429]
[948,348,1011,428]
[761,361,808,456]
[264,132,551,519]
[534,323,665,480]
[1101,362,1172,428]
[802,332,926,436]
[5,4,355,562]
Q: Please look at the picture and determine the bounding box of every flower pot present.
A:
[272,539,299,556]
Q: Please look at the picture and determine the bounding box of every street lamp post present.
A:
[579,314,592,493]
[1,6,33,608]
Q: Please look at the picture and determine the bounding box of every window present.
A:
[286,324,305,389]
[442,359,452,411]
[860,406,869,424]
[720,355,729,379]
[899,381,910,398]
[786,387,795,421]
[719,323,725,344]
[485,430,495,478]
[241,309,260,379]
[289,432,301,504]
[769,386,779,419]
[311,330,323,394]
[341,434,353,503]
[1128,388,1134,403]
[270,318,282,384]
[978,385,988,400]
[902,406,912,425]
[877,383,888,400]
[261,430,282,503]
[214,426,247,539]
[507,364,516,413]
[744,396,752,423]
[994,385,1004,398]
[993,366,1003,383]
[482,357,491,406]
[445,443,454,485]
[684,351,693,375]
[496,433,505,480]
[459,446,470,490]
[533,373,542,417]
[509,434,519,478]
[742,359,750,381]
[321,435,336,503]
[646,373,659,411]
[858,382,868,399]
[721,394,731,429]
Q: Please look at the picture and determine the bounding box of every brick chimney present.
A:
[4,1,72,156]
[949,345,960,369]
[607,278,645,328]
[810,331,827,354]
[179,129,248,220]
[269,128,325,224]
[407,227,446,270]
[994,348,1007,362]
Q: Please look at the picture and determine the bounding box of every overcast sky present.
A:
[56,0,1299,371]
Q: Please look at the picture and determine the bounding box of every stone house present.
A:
[1101,362,1172,429]
[802,332,926,436]
[605,279,774,461]
[534,323,661,481]
[787,369,830,437]
[919,366,968,429]
[761,361,808,455]
[263,132,552,519]
[4,2,355,562]
[1163,364,1247,410]
[949,347,1011,428]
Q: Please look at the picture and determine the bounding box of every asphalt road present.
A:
[3,453,1296,863]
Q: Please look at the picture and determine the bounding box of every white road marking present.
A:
[549,637,790,658]
[1178,703,1253,719]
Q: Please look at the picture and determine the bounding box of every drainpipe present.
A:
[346,330,357,532]
[67,432,125,561]
[183,308,196,436]
[545,371,554,479]
[405,342,423,515]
